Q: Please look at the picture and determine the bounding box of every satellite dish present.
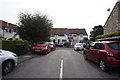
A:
[107,8,110,12]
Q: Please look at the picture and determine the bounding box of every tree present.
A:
[90,25,103,41]
[18,11,53,43]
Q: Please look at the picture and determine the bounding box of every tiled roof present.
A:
[0,20,17,29]
[52,28,88,35]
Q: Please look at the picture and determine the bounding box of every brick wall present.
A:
[104,1,120,34]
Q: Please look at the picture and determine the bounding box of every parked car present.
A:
[32,41,51,55]
[83,41,120,71]
[58,43,64,47]
[0,50,18,74]
[74,43,84,51]
[48,42,56,51]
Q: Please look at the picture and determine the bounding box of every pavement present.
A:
[17,52,38,65]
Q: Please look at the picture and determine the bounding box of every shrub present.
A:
[96,31,120,39]
[54,42,58,47]
[2,40,30,53]
[64,42,70,47]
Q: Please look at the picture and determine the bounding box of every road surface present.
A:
[3,47,120,79]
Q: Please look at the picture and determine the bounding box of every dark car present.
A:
[32,41,51,55]
[83,41,120,71]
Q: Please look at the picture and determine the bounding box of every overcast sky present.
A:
[0,0,118,36]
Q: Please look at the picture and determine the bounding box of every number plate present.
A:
[35,50,40,52]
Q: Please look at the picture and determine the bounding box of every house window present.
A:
[72,34,77,37]
[4,38,7,40]
[8,28,13,33]
[80,34,83,37]
[5,29,9,32]
[68,34,72,37]
[58,33,65,36]
[51,33,55,37]
[62,40,66,42]
[9,29,12,33]
[53,39,55,43]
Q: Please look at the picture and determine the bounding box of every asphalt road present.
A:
[3,47,120,79]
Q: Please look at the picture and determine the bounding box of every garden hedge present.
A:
[2,40,30,53]
[96,31,120,39]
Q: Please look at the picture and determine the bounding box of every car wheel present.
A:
[2,61,14,74]
[99,59,108,71]
[83,53,88,60]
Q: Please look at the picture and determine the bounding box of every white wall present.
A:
[56,35,68,43]
[51,34,88,45]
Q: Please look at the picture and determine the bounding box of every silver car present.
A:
[48,42,56,51]
[0,50,18,74]
[74,43,84,51]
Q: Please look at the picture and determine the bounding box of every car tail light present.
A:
[107,52,113,56]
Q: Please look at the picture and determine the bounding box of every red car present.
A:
[32,41,51,55]
[83,41,120,71]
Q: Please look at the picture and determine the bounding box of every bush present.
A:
[64,42,70,47]
[96,31,120,39]
[54,42,58,47]
[2,40,30,53]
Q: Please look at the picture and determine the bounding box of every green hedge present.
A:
[96,31,120,39]
[64,42,70,47]
[54,42,58,47]
[2,40,30,53]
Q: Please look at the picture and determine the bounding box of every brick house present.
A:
[0,20,20,40]
[50,28,88,45]
[104,0,120,34]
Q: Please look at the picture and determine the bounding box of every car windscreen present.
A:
[76,44,82,46]
[36,43,47,46]
[107,42,120,50]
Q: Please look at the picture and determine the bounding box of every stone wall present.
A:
[104,1,120,34]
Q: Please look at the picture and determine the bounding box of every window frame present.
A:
[94,43,103,50]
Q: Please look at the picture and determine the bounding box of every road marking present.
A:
[60,59,63,80]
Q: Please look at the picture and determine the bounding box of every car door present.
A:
[92,43,103,63]
[85,43,94,60]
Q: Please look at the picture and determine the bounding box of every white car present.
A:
[0,50,18,74]
[74,43,84,51]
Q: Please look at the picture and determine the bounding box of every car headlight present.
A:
[42,47,47,50]
[12,54,17,57]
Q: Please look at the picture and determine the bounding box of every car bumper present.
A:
[74,48,83,51]
[51,47,55,50]
[32,49,47,54]
[14,57,18,66]
[105,57,120,68]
